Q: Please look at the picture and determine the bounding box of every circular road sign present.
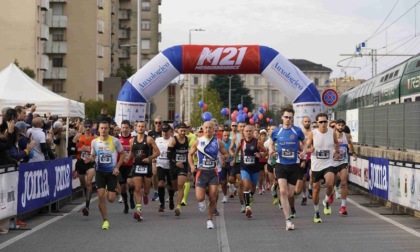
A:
[322,89,338,107]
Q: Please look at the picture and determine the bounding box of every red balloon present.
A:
[262,103,268,110]
[266,117,270,123]
[249,118,255,124]
[202,103,208,111]
[226,108,230,114]
[258,113,263,120]
[232,110,238,115]
[231,114,237,121]
[247,112,253,118]
[243,107,248,113]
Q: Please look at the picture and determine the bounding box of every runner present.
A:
[118,120,135,214]
[148,116,163,202]
[90,120,125,230]
[188,121,229,229]
[127,121,160,221]
[73,119,96,217]
[270,108,305,230]
[229,121,246,213]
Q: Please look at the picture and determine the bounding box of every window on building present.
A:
[168,84,175,96]
[52,30,64,41]
[253,76,259,86]
[271,91,277,103]
[314,78,319,86]
[141,20,150,30]
[98,81,103,93]
[384,74,389,81]
[52,82,64,93]
[394,70,399,76]
[52,4,63,15]
[193,76,199,85]
[52,57,63,67]
[141,1,151,11]
[404,98,412,103]
[254,90,261,104]
[141,39,150,50]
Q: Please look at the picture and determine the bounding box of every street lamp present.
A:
[228,75,233,122]
[187,28,205,121]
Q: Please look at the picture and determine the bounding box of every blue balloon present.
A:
[173,121,178,127]
[270,119,274,124]
[220,108,227,116]
[237,104,243,110]
[253,114,258,120]
[198,100,204,108]
[236,114,246,123]
[202,111,212,122]
[258,107,264,113]
[175,113,180,119]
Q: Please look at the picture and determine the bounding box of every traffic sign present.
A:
[322,89,338,107]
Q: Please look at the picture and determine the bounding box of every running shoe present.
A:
[207,220,214,229]
[175,206,181,216]
[258,188,263,195]
[123,204,129,214]
[286,219,295,231]
[82,207,90,216]
[301,197,307,206]
[143,195,149,205]
[158,205,165,212]
[169,197,175,210]
[313,212,322,223]
[213,209,220,216]
[336,189,341,200]
[133,210,143,221]
[118,195,123,203]
[222,196,228,203]
[271,184,277,196]
[278,201,282,210]
[151,191,159,201]
[181,201,187,206]
[245,206,252,218]
[16,218,27,227]
[240,205,246,213]
[102,220,109,230]
[323,200,332,215]
[340,206,348,216]
[198,201,206,212]
[229,192,235,198]
[272,197,279,205]
[308,188,313,199]
[290,208,296,219]
[328,191,335,204]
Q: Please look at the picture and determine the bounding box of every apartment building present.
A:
[0,0,161,103]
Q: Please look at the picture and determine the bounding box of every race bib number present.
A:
[243,155,255,164]
[99,153,112,164]
[316,150,330,159]
[160,151,168,159]
[81,152,90,159]
[337,147,348,161]
[135,165,148,174]
[203,158,216,168]
[281,149,295,159]
[175,154,187,162]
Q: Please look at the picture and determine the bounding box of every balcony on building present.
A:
[97,68,104,82]
[40,55,49,71]
[119,48,130,59]
[98,0,104,9]
[97,45,104,58]
[44,41,67,54]
[50,15,67,28]
[44,67,67,79]
[118,9,131,20]
[40,24,49,41]
[118,28,130,39]
[49,0,67,3]
[111,2,116,15]
[40,0,49,11]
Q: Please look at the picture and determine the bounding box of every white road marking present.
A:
[347,197,420,238]
[216,199,231,252]
[0,197,98,250]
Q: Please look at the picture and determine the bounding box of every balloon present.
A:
[258,113,263,120]
[221,108,227,116]
[231,113,237,121]
[270,119,274,124]
[249,118,255,124]
[262,103,268,110]
[232,110,238,115]
[253,114,258,120]
[202,111,212,122]
[173,121,178,127]
[198,100,204,108]
[175,113,179,119]
[259,107,264,113]
[202,103,208,111]
[237,104,243,110]
[237,114,246,123]
[266,117,270,123]
[243,107,248,113]
[247,112,253,118]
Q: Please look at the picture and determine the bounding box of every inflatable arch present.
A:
[116,45,323,126]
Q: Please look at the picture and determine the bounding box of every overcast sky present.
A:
[159,0,420,80]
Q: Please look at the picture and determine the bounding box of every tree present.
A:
[116,63,135,79]
[190,87,225,127]
[208,75,254,112]
[14,59,36,79]
[83,100,116,121]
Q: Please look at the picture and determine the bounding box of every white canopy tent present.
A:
[0,64,84,118]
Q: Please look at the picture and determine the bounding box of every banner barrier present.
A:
[0,167,18,220]
[18,158,73,214]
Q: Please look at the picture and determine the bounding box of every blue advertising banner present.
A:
[368,157,389,199]
[18,157,73,214]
